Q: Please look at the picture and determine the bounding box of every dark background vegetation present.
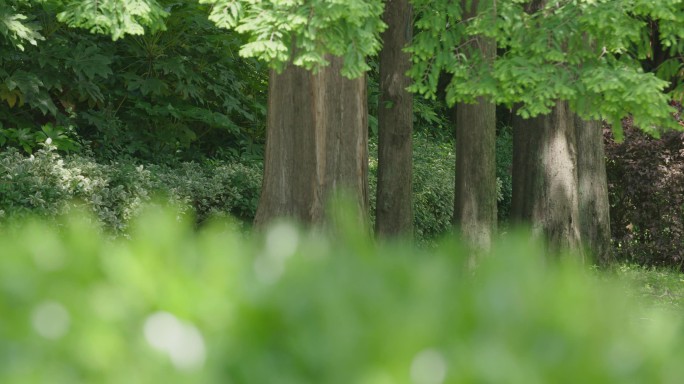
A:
[606,102,684,268]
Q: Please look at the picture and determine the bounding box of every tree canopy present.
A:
[408,0,684,138]
[200,0,386,78]
[3,0,684,137]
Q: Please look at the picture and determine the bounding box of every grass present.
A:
[614,263,684,311]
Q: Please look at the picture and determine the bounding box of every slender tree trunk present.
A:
[254,57,368,227]
[454,96,497,251]
[512,100,584,259]
[453,0,497,252]
[375,0,414,237]
[575,117,613,266]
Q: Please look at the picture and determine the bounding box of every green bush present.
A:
[605,120,684,268]
[1,208,683,383]
[411,136,456,239]
[149,161,262,224]
[0,144,262,232]
[3,131,508,240]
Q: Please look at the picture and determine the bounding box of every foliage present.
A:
[0,123,81,154]
[0,2,268,162]
[1,131,506,241]
[149,160,262,223]
[57,0,168,40]
[496,125,514,223]
[0,0,44,50]
[0,142,154,232]
[408,0,684,138]
[0,144,262,233]
[5,0,683,164]
[200,0,386,78]
[410,136,456,240]
[413,93,451,141]
[605,109,684,269]
[2,209,684,382]
[30,0,683,145]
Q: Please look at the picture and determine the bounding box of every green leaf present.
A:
[57,0,169,40]
[0,3,44,50]
[66,43,113,80]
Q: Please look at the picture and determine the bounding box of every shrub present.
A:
[605,116,684,268]
[149,161,262,224]
[0,143,160,232]
[0,144,262,232]
[1,209,683,383]
[4,133,509,241]
[0,145,73,219]
[411,136,456,239]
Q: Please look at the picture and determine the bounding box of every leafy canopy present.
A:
[199,0,387,78]
[56,0,169,40]
[408,0,684,138]
[3,0,684,138]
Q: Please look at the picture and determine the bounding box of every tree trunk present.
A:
[375,0,414,238]
[575,117,613,266]
[454,96,497,251]
[512,100,583,259]
[453,0,497,252]
[254,57,368,227]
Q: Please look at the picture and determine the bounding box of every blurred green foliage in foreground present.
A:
[1,206,684,383]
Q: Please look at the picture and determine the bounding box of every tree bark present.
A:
[375,0,414,238]
[575,117,613,266]
[453,0,497,252]
[254,57,368,227]
[512,100,584,259]
[454,96,497,251]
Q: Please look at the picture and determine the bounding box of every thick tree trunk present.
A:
[575,117,613,266]
[512,101,583,259]
[453,0,497,252]
[375,0,414,237]
[254,57,368,227]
